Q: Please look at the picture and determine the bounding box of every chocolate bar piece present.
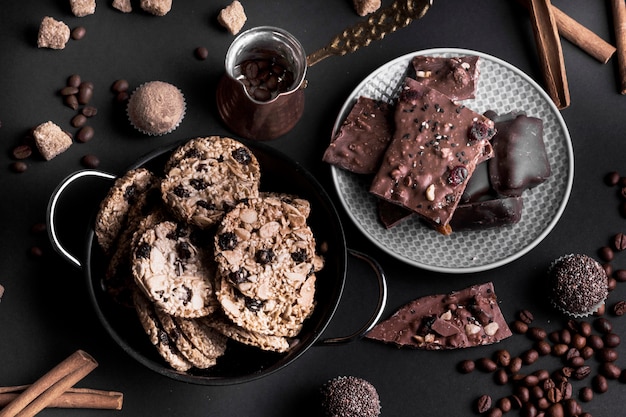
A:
[377,199,413,229]
[460,160,496,203]
[323,96,393,175]
[411,55,480,101]
[365,282,512,349]
[369,77,495,229]
[487,111,551,197]
[450,195,523,231]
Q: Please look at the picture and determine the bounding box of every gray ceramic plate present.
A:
[330,48,574,273]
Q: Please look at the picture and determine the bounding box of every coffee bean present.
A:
[523,374,540,387]
[71,113,87,128]
[521,349,539,365]
[533,369,550,381]
[603,332,620,348]
[562,399,581,417]
[494,368,508,385]
[475,394,492,413]
[493,349,511,367]
[81,105,98,117]
[605,171,620,185]
[115,91,129,103]
[597,347,618,362]
[477,357,498,372]
[578,321,592,337]
[81,154,100,168]
[552,343,569,357]
[194,46,209,60]
[64,94,79,110]
[614,233,626,251]
[10,161,28,173]
[510,394,523,409]
[569,356,585,368]
[29,246,43,258]
[598,246,614,262]
[594,303,606,316]
[457,359,475,374]
[592,374,608,393]
[573,365,591,380]
[78,82,93,104]
[594,317,613,334]
[560,381,573,399]
[508,356,523,374]
[67,74,81,87]
[520,402,537,417]
[535,340,552,356]
[546,386,562,403]
[528,327,547,341]
[59,86,79,96]
[71,26,86,40]
[600,362,621,379]
[512,320,529,334]
[608,276,617,292]
[587,334,604,350]
[614,269,626,282]
[612,300,626,316]
[579,386,593,402]
[111,79,129,93]
[603,262,613,276]
[12,144,32,159]
[536,397,549,411]
[515,386,531,403]
[75,125,94,143]
[496,397,511,413]
[485,407,503,417]
[518,309,534,324]
[571,333,587,350]
[546,402,563,417]
[580,345,594,360]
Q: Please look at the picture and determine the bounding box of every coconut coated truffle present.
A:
[127,81,185,136]
[321,376,381,417]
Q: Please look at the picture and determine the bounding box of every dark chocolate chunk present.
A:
[450,196,524,231]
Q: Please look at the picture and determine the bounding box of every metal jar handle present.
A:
[46,170,116,269]
[317,249,388,345]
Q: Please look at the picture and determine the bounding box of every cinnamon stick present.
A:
[0,350,98,417]
[527,0,570,109]
[611,0,626,94]
[0,387,123,410]
[516,0,616,63]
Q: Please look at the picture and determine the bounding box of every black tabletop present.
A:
[1,1,625,416]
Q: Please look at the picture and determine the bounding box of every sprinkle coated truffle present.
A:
[548,253,609,317]
[126,81,186,136]
[321,376,381,417]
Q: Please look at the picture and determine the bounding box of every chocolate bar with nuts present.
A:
[365,282,512,349]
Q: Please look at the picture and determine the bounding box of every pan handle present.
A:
[317,248,387,345]
[47,170,117,269]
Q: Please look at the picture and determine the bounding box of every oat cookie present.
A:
[132,220,218,318]
[214,194,323,302]
[133,290,193,372]
[153,308,218,369]
[95,168,158,254]
[205,314,292,352]
[174,316,229,360]
[161,137,261,228]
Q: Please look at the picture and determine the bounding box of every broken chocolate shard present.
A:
[365,282,512,349]
[411,55,480,101]
[450,195,524,231]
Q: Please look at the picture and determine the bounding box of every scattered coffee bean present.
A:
[578,321,593,337]
[236,56,295,102]
[614,232,626,251]
[599,362,621,379]
[608,276,617,292]
[580,345,594,360]
[612,300,626,316]
[475,394,492,413]
[598,246,614,262]
[528,327,547,341]
[78,82,93,104]
[67,74,81,87]
[75,125,94,143]
[521,349,539,365]
[81,154,100,168]
[71,113,87,128]
[597,347,618,363]
[552,343,569,357]
[546,402,563,417]
[592,374,608,393]
[30,222,46,235]
[562,398,581,416]
[603,332,620,348]
[571,333,587,350]
[614,269,626,282]
[535,340,552,356]
[10,161,28,173]
[64,94,79,110]
[81,105,98,117]
[569,356,585,368]
[194,46,209,60]
[494,368,508,385]
[512,320,529,334]
[59,86,79,96]
[518,309,534,324]
[457,359,475,374]
[520,402,537,417]
[572,365,591,380]
[12,144,32,160]
[579,386,593,402]
[71,26,86,40]
[593,318,612,334]
[28,246,43,258]
[605,171,620,186]
[493,349,511,367]
[477,357,498,372]
[603,262,613,276]
[485,407,503,417]
[497,397,512,413]
[111,79,129,93]
[508,356,523,374]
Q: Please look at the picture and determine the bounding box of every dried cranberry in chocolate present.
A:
[217,232,238,250]
[468,121,494,142]
[447,166,469,185]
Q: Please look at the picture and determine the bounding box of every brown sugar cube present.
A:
[353,0,381,16]
[112,0,132,13]
[218,1,247,35]
[69,0,96,17]
[37,17,70,49]
[33,121,73,160]
[140,0,172,16]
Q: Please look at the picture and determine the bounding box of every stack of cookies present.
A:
[94,136,324,372]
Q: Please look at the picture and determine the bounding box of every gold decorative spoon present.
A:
[307,0,433,67]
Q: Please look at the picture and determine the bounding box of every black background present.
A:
[1,1,625,416]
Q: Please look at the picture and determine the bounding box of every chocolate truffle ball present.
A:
[127,81,185,136]
[321,376,380,417]
[549,253,608,317]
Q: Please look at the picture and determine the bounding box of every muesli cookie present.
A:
[205,314,292,352]
[132,220,218,318]
[161,137,261,229]
[214,194,323,302]
[95,168,158,254]
[174,316,229,360]
[133,290,193,372]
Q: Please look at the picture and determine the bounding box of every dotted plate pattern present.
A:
[330,48,574,273]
